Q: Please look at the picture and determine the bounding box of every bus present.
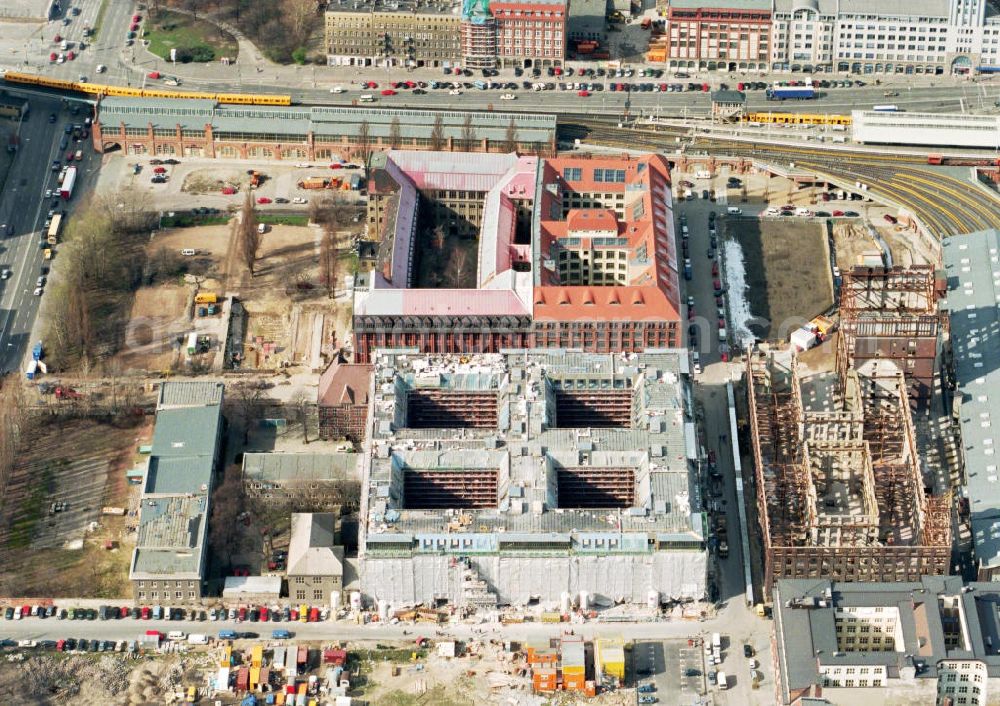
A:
[871,104,900,112]
[46,213,62,244]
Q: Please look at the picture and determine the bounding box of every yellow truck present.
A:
[194,292,218,305]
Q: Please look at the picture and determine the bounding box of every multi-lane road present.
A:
[0,92,95,374]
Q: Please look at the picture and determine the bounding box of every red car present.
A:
[141,606,151,619]
[711,261,719,277]
[120,606,130,618]
[260,606,269,621]
[256,197,272,205]
[883,214,898,224]
[21,605,30,617]
[718,318,726,329]
[364,81,378,88]
[578,90,590,97]
[148,71,160,79]
[659,83,668,91]
[66,151,74,161]
[56,639,66,652]
[153,166,167,173]
[49,52,57,62]
[553,67,562,76]
[130,23,139,31]
[381,89,397,96]
[329,163,343,169]
[720,351,730,362]
[832,210,845,217]
[66,51,75,60]
[309,607,320,622]
[290,607,299,621]
[54,34,62,42]
[132,14,142,22]
[404,80,416,88]
[390,81,400,88]
[238,607,247,622]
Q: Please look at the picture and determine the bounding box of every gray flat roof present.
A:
[242,452,359,483]
[131,494,209,579]
[942,229,1000,571]
[156,380,225,409]
[97,100,557,144]
[150,405,222,460]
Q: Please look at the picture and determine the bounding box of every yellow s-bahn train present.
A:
[1,71,292,106]
[744,111,852,126]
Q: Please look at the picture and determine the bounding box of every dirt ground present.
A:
[0,416,152,598]
[729,218,834,340]
[0,651,217,706]
[831,221,882,270]
[181,168,247,196]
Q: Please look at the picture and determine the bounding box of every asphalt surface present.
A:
[0,93,67,374]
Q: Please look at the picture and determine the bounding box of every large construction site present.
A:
[747,266,952,595]
[358,349,705,608]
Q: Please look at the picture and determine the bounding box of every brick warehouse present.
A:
[92,98,557,159]
[353,150,680,363]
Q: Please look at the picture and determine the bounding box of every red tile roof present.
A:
[566,209,619,233]
[318,361,373,407]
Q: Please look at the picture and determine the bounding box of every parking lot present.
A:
[633,639,708,706]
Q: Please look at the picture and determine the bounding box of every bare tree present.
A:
[447,241,469,288]
[431,223,446,250]
[226,380,269,443]
[429,114,445,151]
[238,191,262,276]
[319,225,341,298]
[388,116,402,150]
[502,117,518,154]
[355,120,372,174]
[290,389,313,444]
[284,0,316,44]
[208,464,245,560]
[460,114,477,150]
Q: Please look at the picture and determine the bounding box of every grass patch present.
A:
[258,214,310,227]
[7,464,57,549]
[145,10,238,64]
[160,214,230,228]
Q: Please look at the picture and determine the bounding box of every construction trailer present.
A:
[747,346,951,599]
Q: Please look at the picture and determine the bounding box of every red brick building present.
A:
[317,359,373,443]
[492,0,567,68]
[662,0,772,73]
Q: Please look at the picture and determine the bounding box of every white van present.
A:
[187,633,209,645]
[717,671,728,690]
[695,170,712,180]
[166,631,187,641]
[795,207,813,216]
[359,94,375,102]
[257,223,269,234]
[692,352,702,375]
[726,206,742,215]
[180,248,197,256]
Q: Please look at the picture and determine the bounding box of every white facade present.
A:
[768,0,993,74]
[852,110,1000,148]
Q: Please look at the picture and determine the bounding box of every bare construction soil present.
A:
[728,218,834,340]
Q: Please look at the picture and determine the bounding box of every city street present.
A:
[0,91,96,374]
[1,4,998,117]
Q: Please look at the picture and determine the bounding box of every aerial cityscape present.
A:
[0,0,997,703]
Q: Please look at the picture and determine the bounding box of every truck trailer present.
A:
[60,166,77,199]
[766,86,815,101]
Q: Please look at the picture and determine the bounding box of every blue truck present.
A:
[766,86,816,101]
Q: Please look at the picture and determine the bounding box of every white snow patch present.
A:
[722,239,756,350]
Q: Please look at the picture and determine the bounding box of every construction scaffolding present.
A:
[836,265,943,409]
[747,346,951,597]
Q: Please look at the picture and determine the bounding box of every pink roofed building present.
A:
[353,150,680,362]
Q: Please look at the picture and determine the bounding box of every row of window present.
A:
[137,591,196,599]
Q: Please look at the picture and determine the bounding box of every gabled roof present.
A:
[287,513,345,577]
[318,359,373,407]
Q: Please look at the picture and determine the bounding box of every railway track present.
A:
[559,120,1000,236]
